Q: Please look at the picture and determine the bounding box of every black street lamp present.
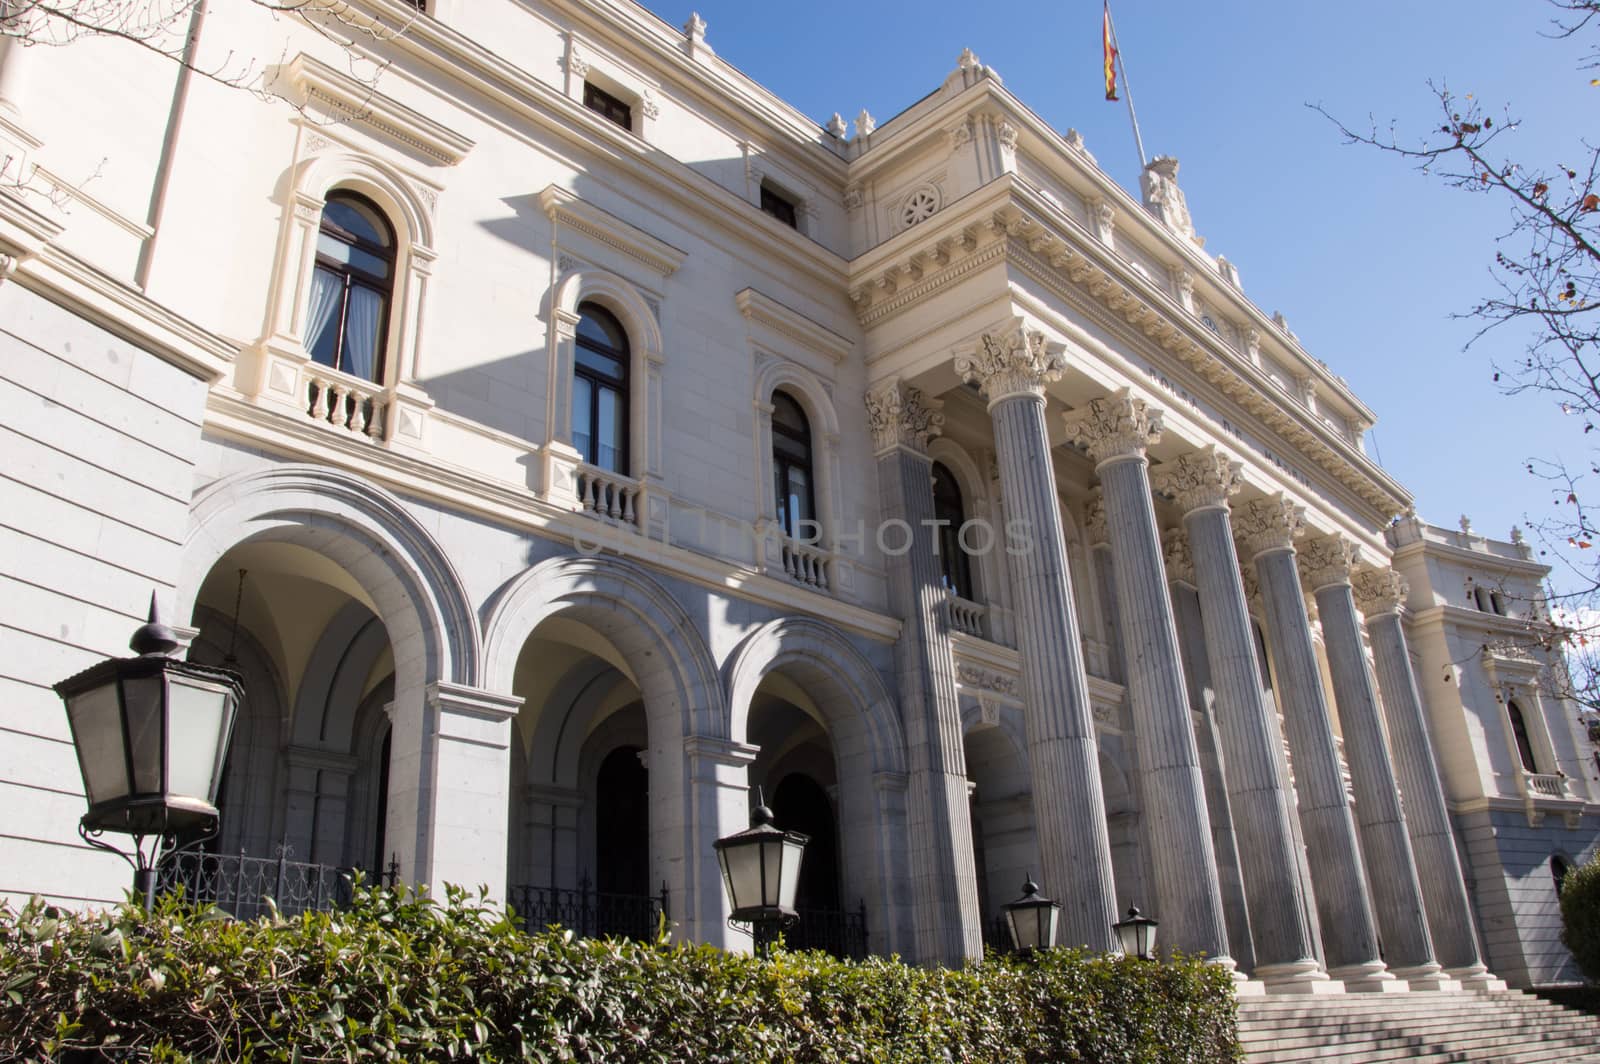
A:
[1112,904,1159,960]
[1001,878,1061,954]
[53,595,243,910]
[714,796,808,957]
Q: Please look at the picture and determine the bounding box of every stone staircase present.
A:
[1238,989,1600,1063]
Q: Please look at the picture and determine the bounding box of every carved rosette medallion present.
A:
[954,324,1064,404]
[1083,491,1108,547]
[1061,391,1163,466]
[1155,447,1242,516]
[1231,495,1305,560]
[1162,527,1196,586]
[1351,566,1408,618]
[1297,533,1360,593]
[865,378,944,455]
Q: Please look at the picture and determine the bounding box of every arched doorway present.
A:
[963,718,1038,949]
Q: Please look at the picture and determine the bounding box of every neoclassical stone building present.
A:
[0,0,1595,990]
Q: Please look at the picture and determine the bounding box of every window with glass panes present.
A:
[306,192,395,382]
[931,462,974,600]
[572,302,629,473]
[771,392,815,540]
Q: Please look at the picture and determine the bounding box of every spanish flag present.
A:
[1102,1,1119,101]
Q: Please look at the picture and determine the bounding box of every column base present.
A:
[1256,959,1342,994]
[1391,962,1458,992]
[1232,979,1268,998]
[1447,964,1507,992]
[1330,961,1409,992]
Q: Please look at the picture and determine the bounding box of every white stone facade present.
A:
[0,0,1594,988]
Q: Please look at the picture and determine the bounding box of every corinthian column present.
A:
[864,378,983,965]
[955,322,1118,951]
[1233,498,1399,990]
[1353,566,1499,988]
[1301,535,1442,986]
[1062,393,1231,967]
[1156,452,1327,990]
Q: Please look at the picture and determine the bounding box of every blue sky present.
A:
[639,0,1595,585]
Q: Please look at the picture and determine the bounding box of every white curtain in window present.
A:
[305,268,344,365]
[344,286,384,382]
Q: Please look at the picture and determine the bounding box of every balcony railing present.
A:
[1525,771,1572,799]
[575,465,640,528]
[156,844,396,920]
[787,901,869,960]
[508,875,669,943]
[306,368,387,440]
[947,594,987,639]
[779,535,830,591]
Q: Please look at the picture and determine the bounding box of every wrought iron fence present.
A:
[509,875,669,942]
[788,901,869,959]
[156,843,396,921]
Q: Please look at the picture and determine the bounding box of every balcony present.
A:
[305,366,388,440]
[777,534,831,592]
[575,464,642,529]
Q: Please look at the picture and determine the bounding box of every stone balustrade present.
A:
[780,535,830,590]
[947,594,987,639]
[306,368,386,439]
[575,465,640,527]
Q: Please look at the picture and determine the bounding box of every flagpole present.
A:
[1106,3,1147,171]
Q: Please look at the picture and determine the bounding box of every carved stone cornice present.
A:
[1232,495,1305,559]
[1352,566,1408,618]
[1155,446,1243,516]
[1162,527,1195,587]
[954,322,1064,404]
[1298,533,1361,593]
[1060,391,1163,466]
[1083,491,1108,546]
[865,378,945,456]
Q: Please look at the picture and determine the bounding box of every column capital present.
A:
[1352,566,1409,618]
[1232,495,1305,559]
[1061,390,1163,466]
[1162,526,1196,587]
[425,681,524,721]
[1156,446,1243,515]
[954,320,1065,404]
[865,377,945,456]
[1299,533,1362,593]
[1083,490,1108,546]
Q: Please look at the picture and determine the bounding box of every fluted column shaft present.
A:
[1169,475,1322,983]
[1310,563,1437,977]
[866,380,982,965]
[1359,585,1487,978]
[1068,395,1229,963]
[1236,500,1388,982]
[959,325,1118,951]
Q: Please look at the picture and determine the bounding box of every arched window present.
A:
[572,302,630,474]
[1508,699,1539,773]
[931,461,974,600]
[772,391,815,540]
[306,191,395,382]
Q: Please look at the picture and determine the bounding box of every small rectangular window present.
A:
[584,83,633,131]
[760,183,798,229]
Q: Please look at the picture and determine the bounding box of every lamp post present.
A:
[53,594,243,910]
[1112,904,1159,960]
[1001,878,1061,954]
[713,796,808,958]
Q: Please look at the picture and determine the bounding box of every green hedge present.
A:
[1561,851,1600,982]
[0,884,1239,1063]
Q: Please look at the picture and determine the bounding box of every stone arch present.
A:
[752,359,844,553]
[295,150,436,251]
[291,600,390,751]
[547,268,665,480]
[179,464,481,692]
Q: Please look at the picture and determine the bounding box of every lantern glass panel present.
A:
[758,837,784,907]
[721,837,763,913]
[65,681,126,807]
[1042,904,1059,949]
[122,672,166,796]
[1140,920,1157,957]
[777,835,804,910]
[165,674,231,802]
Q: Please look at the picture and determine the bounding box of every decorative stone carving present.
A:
[640,90,661,120]
[1170,266,1195,310]
[1092,198,1116,245]
[954,323,1063,403]
[1298,533,1360,592]
[996,121,1018,151]
[1065,128,1086,152]
[1232,495,1305,559]
[855,109,876,138]
[1155,447,1242,515]
[303,131,334,156]
[1140,155,1195,241]
[1083,491,1108,547]
[567,45,591,79]
[1162,527,1196,586]
[957,663,1017,696]
[1060,391,1162,465]
[1242,326,1262,364]
[1352,566,1408,618]
[684,12,706,40]
[842,183,863,211]
[901,185,940,228]
[958,46,980,69]
[947,118,973,154]
[827,112,848,139]
[865,378,944,455]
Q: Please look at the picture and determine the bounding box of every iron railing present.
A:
[788,901,869,959]
[509,875,669,942]
[156,843,396,920]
